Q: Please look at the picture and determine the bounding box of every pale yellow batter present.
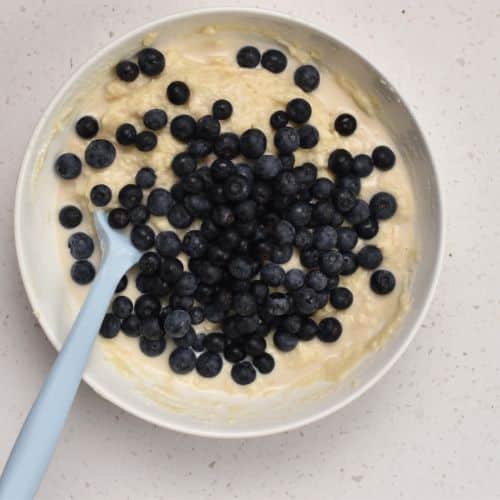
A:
[56,27,417,403]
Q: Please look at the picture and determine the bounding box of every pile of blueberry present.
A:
[56,45,398,385]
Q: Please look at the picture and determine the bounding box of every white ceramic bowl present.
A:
[14,8,444,438]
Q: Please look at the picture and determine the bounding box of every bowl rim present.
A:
[14,6,445,439]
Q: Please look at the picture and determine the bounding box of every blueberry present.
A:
[143,108,168,130]
[279,153,295,170]
[121,314,140,337]
[298,124,319,149]
[196,352,223,378]
[337,227,358,252]
[254,156,282,182]
[300,247,320,269]
[194,115,219,142]
[261,49,287,73]
[115,123,137,145]
[372,145,396,170]
[271,244,293,264]
[155,231,180,257]
[228,256,253,280]
[252,181,273,205]
[281,314,302,334]
[296,317,318,340]
[85,139,116,168]
[312,178,334,200]
[138,47,165,76]
[200,332,224,353]
[134,294,161,320]
[333,189,357,213]
[140,316,164,340]
[284,269,305,291]
[213,132,240,160]
[370,269,396,295]
[139,337,166,357]
[167,81,190,105]
[312,201,343,226]
[221,341,243,363]
[190,333,205,353]
[239,128,266,159]
[245,334,267,356]
[286,98,311,124]
[270,110,288,129]
[274,126,300,154]
[211,205,235,227]
[134,166,156,189]
[173,272,198,296]
[128,208,151,231]
[251,281,269,305]
[212,99,233,119]
[231,361,257,385]
[115,274,128,293]
[110,296,132,320]
[266,293,291,316]
[370,192,397,220]
[357,245,383,270]
[330,287,353,310]
[312,226,337,251]
[334,113,357,136]
[274,220,296,245]
[172,326,196,348]
[182,230,207,258]
[167,346,195,374]
[287,201,312,227]
[234,200,256,223]
[75,115,98,139]
[326,275,340,291]
[355,217,379,239]
[130,224,154,251]
[115,60,139,82]
[328,149,352,177]
[170,294,194,311]
[316,291,329,308]
[138,252,161,276]
[189,307,204,325]
[340,251,358,276]
[55,153,82,179]
[118,184,143,209]
[68,232,94,259]
[294,163,317,188]
[294,64,320,92]
[294,228,313,249]
[99,313,121,338]
[70,260,95,285]
[147,188,174,216]
[317,317,342,342]
[352,154,374,177]
[336,174,361,196]
[345,199,370,225]
[163,309,191,338]
[236,46,261,68]
[137,130,158,152]
[182,173,205,195]
[59,205,82,228]
[259,263,284,287]
[274,171,298,196]
[204,303,225,323]
[305,270,328,291]
[170,114,196,143]
[108,208,129,229]
[232,292,256,316]
[222,175,250,202]
[273,330,298,352]
[319,250,344,277]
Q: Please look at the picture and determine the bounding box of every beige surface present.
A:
[1,1,500,499]
[56,27,416,404]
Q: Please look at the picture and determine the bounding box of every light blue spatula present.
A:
[0,210,142,499]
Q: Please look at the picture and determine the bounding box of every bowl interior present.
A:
[15,9,442,437]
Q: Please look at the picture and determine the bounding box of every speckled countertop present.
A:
[1,1,499,499]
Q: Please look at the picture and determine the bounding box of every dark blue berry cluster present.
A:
[56,45,399,385]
